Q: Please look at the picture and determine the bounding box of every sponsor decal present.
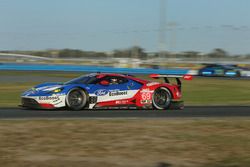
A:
[109,90,127,96]
[39,96,60,101]
[95,89,109,96]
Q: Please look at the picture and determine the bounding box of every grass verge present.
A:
[0,119,250,167]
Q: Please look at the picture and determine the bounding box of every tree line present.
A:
[1,47,250,60]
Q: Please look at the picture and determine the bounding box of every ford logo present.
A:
[94,89,109,96]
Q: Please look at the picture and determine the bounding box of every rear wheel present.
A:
[66,88,87,110]
[152,87,172,110]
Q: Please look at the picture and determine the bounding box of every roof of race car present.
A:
[88,73,149,84]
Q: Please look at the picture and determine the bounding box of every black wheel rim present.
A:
[153,89,170,108]
[68,90,83,107]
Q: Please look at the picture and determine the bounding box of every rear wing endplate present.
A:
[149,74,193,80]
[149,74,193,90]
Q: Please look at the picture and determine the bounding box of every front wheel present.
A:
[152,87,172,110]
[66,88,87,110]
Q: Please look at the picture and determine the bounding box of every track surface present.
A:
[0,106,249,119]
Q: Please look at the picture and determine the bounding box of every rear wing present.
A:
[149,74,193,90]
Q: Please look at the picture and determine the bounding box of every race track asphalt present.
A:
[0,106,249,119]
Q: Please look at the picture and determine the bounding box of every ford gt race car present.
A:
[21,73,192,110]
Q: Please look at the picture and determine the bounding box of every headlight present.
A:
[52,88,63,93]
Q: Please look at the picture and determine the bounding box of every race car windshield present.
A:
[64,75,97,85]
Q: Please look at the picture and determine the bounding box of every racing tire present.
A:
[66,88,87,110]
[152,87,172,110]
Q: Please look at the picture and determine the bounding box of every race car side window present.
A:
[98,76,128,85]
[117,77,129,84]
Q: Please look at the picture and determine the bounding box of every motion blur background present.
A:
[0,0,250,71]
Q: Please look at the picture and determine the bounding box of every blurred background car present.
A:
[198,64,250,77]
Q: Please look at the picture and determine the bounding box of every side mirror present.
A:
[100,80,109,85]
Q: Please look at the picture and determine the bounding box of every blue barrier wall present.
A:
[0,63,189,75]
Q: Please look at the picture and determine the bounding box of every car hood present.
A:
[22,82,92,96]
[22,82,65,96]
[35,83,63,92]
